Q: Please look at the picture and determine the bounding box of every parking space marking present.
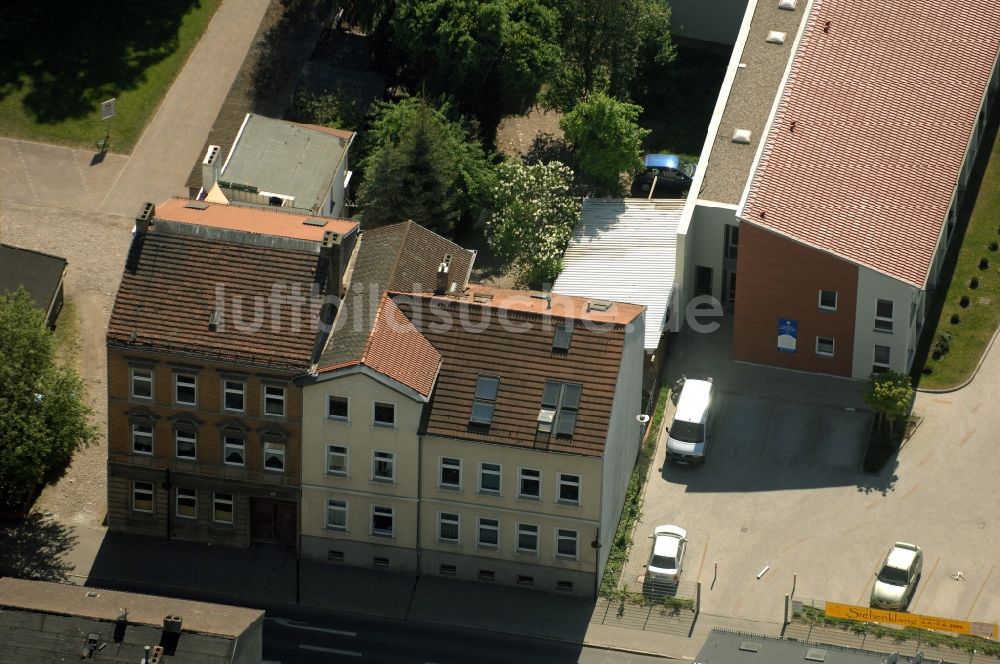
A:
[696,537,710,582]
[958,428,976,447]
[901,483,922,500]
[781,536,812,553]
[911,556,938,609]
[964,564,994,619]
[856,554,885,606]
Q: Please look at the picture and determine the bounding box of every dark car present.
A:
[631,154,694,198]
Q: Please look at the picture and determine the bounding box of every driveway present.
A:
[623,320,1000,628]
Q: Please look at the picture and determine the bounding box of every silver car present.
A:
[870,542,923,611]
[647,525,687,584]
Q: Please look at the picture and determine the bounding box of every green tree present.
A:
[559,92,649,194]
[0,289,95,508]
[863,371,914,435]
[486,161,580,285]
[359,97,496,235]
[390,0,561,122]
[544,0,675,109]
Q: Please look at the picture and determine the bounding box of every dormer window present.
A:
[538,380,582,439]
[552,323,572,352]
[470,376,499,425]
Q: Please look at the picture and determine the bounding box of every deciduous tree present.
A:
[863,371,914,435]
[559,92,649,194]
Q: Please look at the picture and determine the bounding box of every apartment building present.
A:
[106,198,357,547]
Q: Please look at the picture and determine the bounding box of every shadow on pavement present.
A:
[0,513,77,581]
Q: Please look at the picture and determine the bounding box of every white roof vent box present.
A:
[732,129,752,144]
[778,0,796,9]
[766,30,787,44]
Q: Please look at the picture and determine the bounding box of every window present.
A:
[130,368,153,400]
[132,481,153,513]
[552,323,572,352]
[440,457,461,489]
[539,381,582,439]
[519,468,541,499]
[372,505,394,536]
[175,374,197,406]
[517,575,534,587]
[373,557,390,568]
[373,451,395,481]
[223,433,245,466]
[326,499,347,531]
[556,529,578,559]
[478,569,496,581]
[873,345,891,373]
[439,512,460,542]
[477,517,500,548]
[263,441,285,471]
[816,336,835,357]
[469,376,499,425]
[175,429,196,459]
[557,581,574,593]
[818,290,838,311]
[328,550,345,563]
[558,473,580,505]
[724,224,739,260]
[517,524,539,553]
[223,380,245,412]
[373,401,395,427]
[439,564,457,576]
[328,395,349,421]
[327,445,348,476]
[263,385,285,417]
[875,299,894,332]
[131,423,153,455]
[213,493,233,524]
[479,462,501,494]
[176,488,197,519]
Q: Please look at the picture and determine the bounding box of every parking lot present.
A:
[624,322,1000,628]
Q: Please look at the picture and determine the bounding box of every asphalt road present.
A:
[262,610,666,664]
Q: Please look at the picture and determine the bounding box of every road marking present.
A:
[964,564,995,620]
[300,644,362,657]
[781,536,812,553]
[958,428,976,447]
[911,556,938,610]
[267,617,356,637]
[901,483,922,499]
[857,554,885,606]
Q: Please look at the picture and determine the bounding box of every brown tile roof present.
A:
[107,224,326,369]
[463,284,646,325]
[319,294,440,397]
[155,197,358,242]
[392,292,643,457]
[742,0,1000,287]
[318,221,475,369]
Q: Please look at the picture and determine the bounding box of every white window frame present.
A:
[131,422,154,455]
[263,384,286,417]
[223,380,245,413]
[556,528,579,560]
[438,512,460,543]
[373,401,396,428]
[816,336,835,357]
[477,517,500,549]
[557,473,581,505]
[817,290,838,311]
[174,373,197,407]
[518,467,541,499]
[130,368,153,401]
[213,493,234,524]
[175,487,197,520]
[263,440,286,472]
[222,432,245,466]
[371,505,394,537]
[132,481,154,514]
[372,450,395,482]
[326,499,348,531]
[439,457,462,489]
[326,444,349,476]
[873,344,892,372]
[175,429,197,460]
[479,462,501,495]
[327,395,350,422]
[516,523,539,554]
[875,299,894,332]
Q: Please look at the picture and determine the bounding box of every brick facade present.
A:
[732,223,858,377]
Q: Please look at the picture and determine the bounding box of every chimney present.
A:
[163,615,182,634]
[201,144,221,192]
[435,254,452,295]
[322,230,343,296]
[136,202,155,234]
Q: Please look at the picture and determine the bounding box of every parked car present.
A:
[870,542,923,611]
[666,378,713,464]
[647,525,687,584]
[631,154,694,198]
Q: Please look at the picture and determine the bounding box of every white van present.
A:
[666,378,713,464]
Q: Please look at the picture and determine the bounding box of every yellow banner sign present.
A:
[824,602,998,640]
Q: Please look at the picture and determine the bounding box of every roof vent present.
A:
[766,30,786,44]
[209,310,222,331]
[473,293,494,304]
[587,300,612,312]
[778,0,796,9]
[303,218,329,227]
[732,129,752,144]
[739,641,760,653]
[322,230,341,247]
[805,647,827,662]
[184,201,209,210]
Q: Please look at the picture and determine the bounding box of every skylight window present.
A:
[552,323,572,352]
[538,380,583,439]
[470,376,500,425]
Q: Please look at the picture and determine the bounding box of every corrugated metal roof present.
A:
[553,199,682,351]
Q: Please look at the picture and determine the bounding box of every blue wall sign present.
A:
[777,318,797,353]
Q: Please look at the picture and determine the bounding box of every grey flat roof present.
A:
[696,629,914,664]
[220,113,351,214]
[0,243,66,311]
[697,0,807,205]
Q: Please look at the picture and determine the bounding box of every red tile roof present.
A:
[155,198,358,242]
[462,284,646,325]
[318,294,441,397]
[742,0,1000,287]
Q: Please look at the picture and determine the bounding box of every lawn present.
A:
[0,0,222,154]
[916,117,1000,389]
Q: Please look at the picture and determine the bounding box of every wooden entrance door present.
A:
[250,498,297,545]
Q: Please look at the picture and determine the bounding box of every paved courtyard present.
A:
[624,321,1000,629]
